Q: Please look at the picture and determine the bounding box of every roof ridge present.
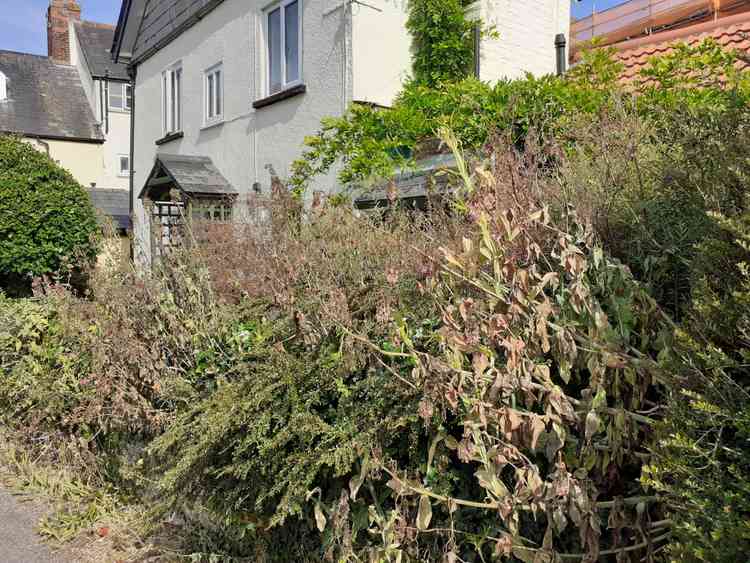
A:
[78,20,115,30]
[613,10,750,52]
[0,49,49,59]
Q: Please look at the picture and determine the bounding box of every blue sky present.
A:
[0,0,625,57]
[0,0,122,55]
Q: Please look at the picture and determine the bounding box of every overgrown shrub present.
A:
[1,38,750,563]
[641,211,750,562]
[0,135,99,294]
[556,40,750,562]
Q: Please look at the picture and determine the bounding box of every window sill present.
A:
[155,131,184,145]
[109,107,131,114]
[253,83,306,109]
[200,119,225,131]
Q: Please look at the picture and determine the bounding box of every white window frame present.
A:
[264,0,303,96]
[118,154,130,177]
[203,63,224,126]
[162,62,183,135]
[108,82,132,112]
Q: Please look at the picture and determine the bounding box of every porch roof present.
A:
[139,153,237,200]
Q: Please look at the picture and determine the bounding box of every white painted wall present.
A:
[474,0,571,80]
[99,99,132,189]
[131,0,349,265]
[130,0,570,264]
[70,23,131,190]
[351,0,411,107]
[351,0,571,107]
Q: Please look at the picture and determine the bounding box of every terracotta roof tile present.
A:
[612,11,750,83]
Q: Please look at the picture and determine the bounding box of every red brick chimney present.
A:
[47,0,81,64]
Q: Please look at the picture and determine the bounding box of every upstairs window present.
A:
[162,63,183,135]
[109,82,132,111]
[118,155,130,177]
[0,71,7,102]
[266,0,301,95]
[204,63,223,124]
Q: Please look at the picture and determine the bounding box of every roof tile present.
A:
[612,12,750,82]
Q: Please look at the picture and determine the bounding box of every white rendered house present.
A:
[69,19,133,191]
[112,0,570,264]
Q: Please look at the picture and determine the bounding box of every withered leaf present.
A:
[585,411,601,441]
[529,415,546,452]
[417,495,432,531]
[314,502,327,532]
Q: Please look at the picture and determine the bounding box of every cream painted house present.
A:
[0,49,105,188]
[0,0,133,231]
[112,0,569,264]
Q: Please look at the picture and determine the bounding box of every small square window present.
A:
[204,64,223,124]
[118,155,130,176]
[266,0,301,95]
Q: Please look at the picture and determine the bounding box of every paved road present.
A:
[0,488,67,562]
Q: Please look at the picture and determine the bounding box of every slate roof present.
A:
[132,0,225,62]
[88,188,131,230]
[0,51,103,142]
[140,154,237,199]
[75,21,129,80]
[613,11,750,82]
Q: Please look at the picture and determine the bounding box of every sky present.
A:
[0,0,627,57]
[0,0,122,56]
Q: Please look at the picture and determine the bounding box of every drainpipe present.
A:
[555,33,567,76]
[127,63,137,262]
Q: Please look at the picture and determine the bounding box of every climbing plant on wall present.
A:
[406,0,477,86]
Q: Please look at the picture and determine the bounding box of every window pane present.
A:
[163,73,168,131]
[215,70,222,116]
[125,84,132,110]
[120,156,129,173]
[170,71,176,132]
[268,8,282,93]
[285,1,299,83]
[208,73,214,118]
[175,68,182,131]
[109,83,123,109]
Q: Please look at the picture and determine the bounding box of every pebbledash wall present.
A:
[130,0,569,264]
[131,0,348,264]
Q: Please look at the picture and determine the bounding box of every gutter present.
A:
[127,64,137,261]
[1,131,105,144]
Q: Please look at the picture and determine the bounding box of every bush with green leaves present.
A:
[641,211,750,562]
[0,135,99,292]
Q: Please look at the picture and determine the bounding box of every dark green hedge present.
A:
[0,135,99,291]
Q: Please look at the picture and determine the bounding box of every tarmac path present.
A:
[0,488,67,563]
